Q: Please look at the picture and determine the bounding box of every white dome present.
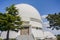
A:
[15,4,42,28]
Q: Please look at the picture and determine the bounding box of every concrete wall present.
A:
[16,35,34,40]
[0,31,20,39]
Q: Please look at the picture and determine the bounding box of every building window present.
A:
[36,27,42,30]
[37,39,41,40]
[32,27,42,30]
[20,27,29,35]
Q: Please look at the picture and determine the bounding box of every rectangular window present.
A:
[20,27,29,35]
[32,27,42,30]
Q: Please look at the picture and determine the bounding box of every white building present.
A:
[0,4,56,40]
[15,4,44,40]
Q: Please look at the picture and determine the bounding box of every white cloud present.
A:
[42,15,48,19]
[41,15,49,27]
[41,15,48,22]
[43,21,49,27]
[42,15,60,35]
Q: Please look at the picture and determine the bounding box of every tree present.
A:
[46,13,60,30]
[56,34,60,40]
[0,5,23,40]
[6,4,18,16]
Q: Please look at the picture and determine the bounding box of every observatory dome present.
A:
[15,4,42,28]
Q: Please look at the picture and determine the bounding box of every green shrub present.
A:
[56,35,60,40]
[3,38,16,40]
[9,38,16,40]
[0,38,2,40]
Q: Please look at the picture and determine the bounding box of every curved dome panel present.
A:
[15,4,42,28]
[15,4,41,21]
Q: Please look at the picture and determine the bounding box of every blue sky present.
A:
[0,0,60,35]
[0,0,60,15]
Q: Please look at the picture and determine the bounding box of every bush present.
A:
[0,38,2,40]
[56,35,60,40]
[3,38,16,40]
[9,38,16,40]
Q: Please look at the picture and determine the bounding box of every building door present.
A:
[20,27,29,35]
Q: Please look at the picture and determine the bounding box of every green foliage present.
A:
[0,4,23,31]
[0,38,2,40]
[0,4,23,40]
[56,35,60,40]
[4,38,16,40]
[0,13,22,31]
[6,4,18,16]
[46,13,60,30]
